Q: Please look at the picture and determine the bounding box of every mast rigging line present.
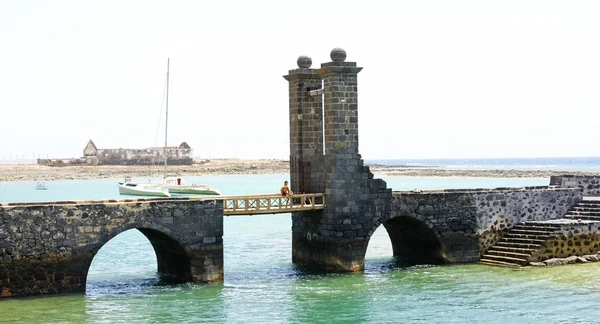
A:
[164,58,170,176]
[154,66,169,148]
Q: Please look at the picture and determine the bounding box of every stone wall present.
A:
[391,186,582,261]
[37,157,94,167]
[0,197,223,298]
[531,221,600,261]
[94,147,192,165]
[550,175,600,197]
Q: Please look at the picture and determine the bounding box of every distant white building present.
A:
[82,139,193,165]
[38,140,193,166]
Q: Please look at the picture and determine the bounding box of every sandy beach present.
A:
[0,158,597,182]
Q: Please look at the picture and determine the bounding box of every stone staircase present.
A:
[563,200,600,221]
[480,199,600,267]
[479,222,562,267]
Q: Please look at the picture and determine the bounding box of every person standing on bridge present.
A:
[281,181,293,207]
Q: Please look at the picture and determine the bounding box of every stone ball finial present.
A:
[330,47,346,62]
[297,55,312,68]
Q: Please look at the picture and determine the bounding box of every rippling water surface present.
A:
[2,174,600,323]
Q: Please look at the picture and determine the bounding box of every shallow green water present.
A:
[4,175,599,323]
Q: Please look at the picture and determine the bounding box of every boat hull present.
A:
[166,186,222,195]
[118,183,171,197]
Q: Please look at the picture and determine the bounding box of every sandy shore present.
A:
[0,159,597,182]
[0,159,289,182]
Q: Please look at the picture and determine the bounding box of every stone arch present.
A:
[86,222,192,289]
[378,215,447,265]
[91,221,188,254]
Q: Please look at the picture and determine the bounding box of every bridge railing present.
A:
[221,193,325,215]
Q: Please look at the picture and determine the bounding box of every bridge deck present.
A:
[221,193,325,215]
[0,193,326,216]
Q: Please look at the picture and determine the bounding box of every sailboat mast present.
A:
[164,58,170,175]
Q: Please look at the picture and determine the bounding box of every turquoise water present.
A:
[3,175,600,323]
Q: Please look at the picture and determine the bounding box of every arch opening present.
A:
[383,216,445,266]
[138,227,191,281]
[86,228,191,293]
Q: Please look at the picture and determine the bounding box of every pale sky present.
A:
[1,0,599,160]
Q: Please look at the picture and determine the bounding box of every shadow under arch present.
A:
[381,216,446,266]
[85,223,192,291]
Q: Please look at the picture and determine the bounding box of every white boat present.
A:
[35,182,48,190]
[162,176,221,195]
[118,180,171,197]
[116,58,221,197]
[117,59,221,197]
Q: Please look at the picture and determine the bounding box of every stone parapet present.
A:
[550,175,600,196]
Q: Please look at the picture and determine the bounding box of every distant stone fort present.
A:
[37,140,193,166]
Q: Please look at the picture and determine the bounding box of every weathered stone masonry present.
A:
[285,49,391,272]
[0,198,223,298]
[391,187,581,263]
[550,175,600,197]
[530,222,600,262]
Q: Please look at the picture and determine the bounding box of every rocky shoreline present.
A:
[530,253,600,267]
[379,168,596,179]
[0,159,597,182]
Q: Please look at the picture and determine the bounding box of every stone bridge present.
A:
[284,48,582,272]
[0,48,587,298]
[0,198,223,297]
[388,187,580,265]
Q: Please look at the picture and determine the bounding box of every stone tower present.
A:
[284,48,392,272]
[283,55,325,195]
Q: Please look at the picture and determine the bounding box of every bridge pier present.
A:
[285,48,392,272]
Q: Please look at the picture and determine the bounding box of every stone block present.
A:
[203,237,216,244]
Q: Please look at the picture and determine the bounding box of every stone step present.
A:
[480,254,529,266]
[564,214,600,221]
[504,233,552,240]
[522,221,563,229]
[500,237,546,245]
[491,245,538,253]
[486,249,531,259]
[569,210,600,216]
[495,241,542,249]
[573,207,600,212]
[512,225,559,232]
[510,229,555,235]
[479,259,522,267]
[577,204,600,209]
[576,201,600,204]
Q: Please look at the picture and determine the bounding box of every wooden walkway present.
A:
[221,193,325,215]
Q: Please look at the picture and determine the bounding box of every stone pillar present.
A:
[283,56,324,194]
[320,48,361,156]
[290,48,392,272]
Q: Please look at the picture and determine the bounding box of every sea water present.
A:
[2,172,600,323]
[368,156,600,172]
